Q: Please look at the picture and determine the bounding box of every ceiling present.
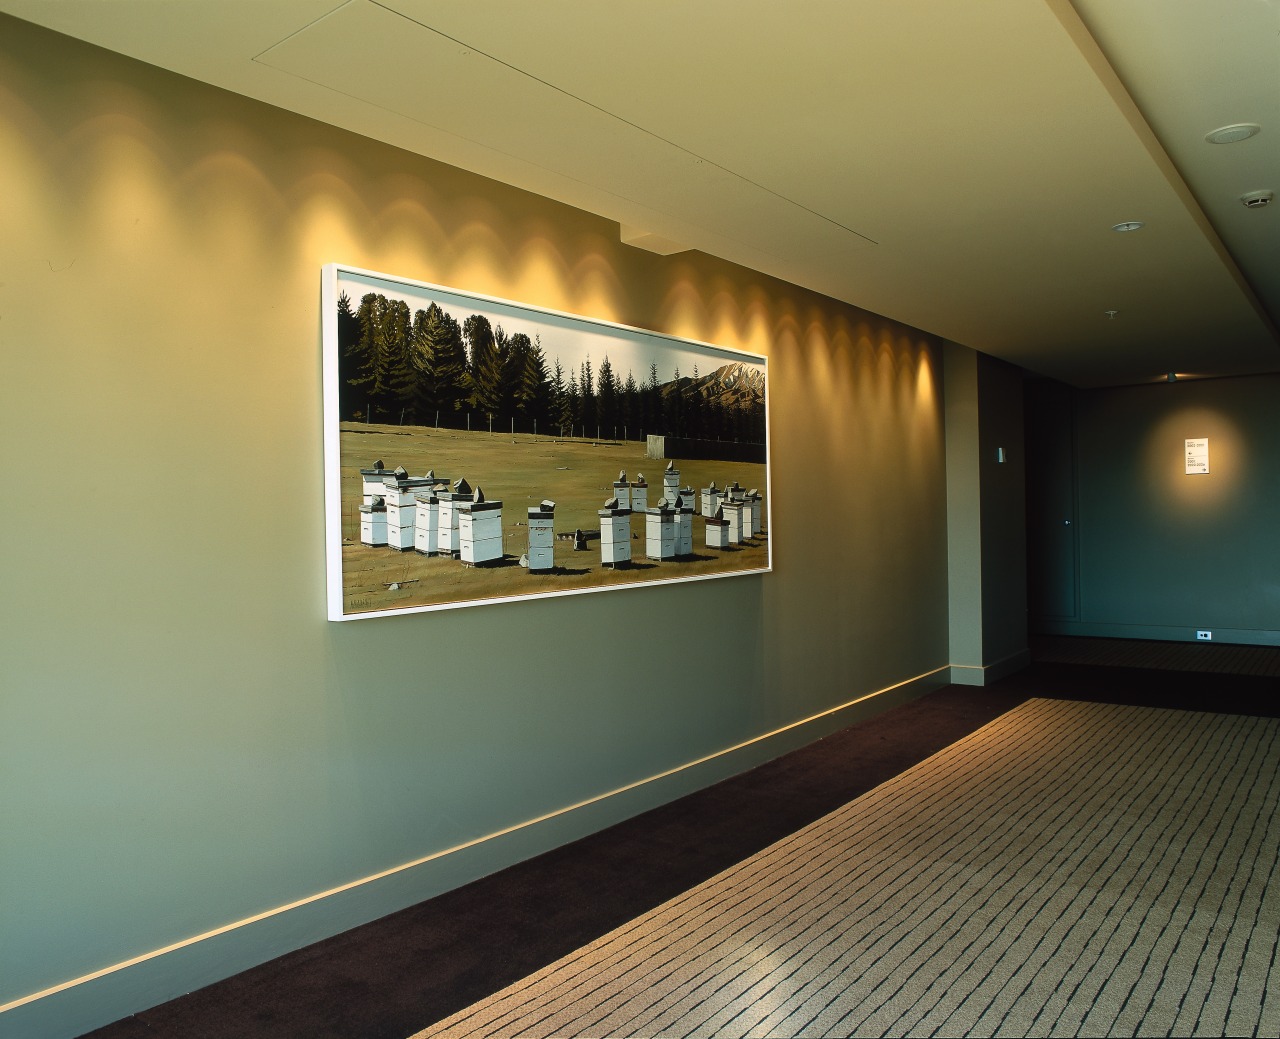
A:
[4,0,1277,388]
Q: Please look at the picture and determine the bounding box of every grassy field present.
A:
[337,422,769,616]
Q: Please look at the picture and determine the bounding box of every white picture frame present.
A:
[323,264,771,620]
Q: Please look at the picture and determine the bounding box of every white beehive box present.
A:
[705,506,730,549]
[458,487,503,565]
[630,476,648,514]
[663,461,680,505]
[359,460,394,504]
[645,500,677,561]
[724,500,746,543]
[434,477,471,557]
[612,471,631,510]
[382,473,441,503]
[414,494,439,555]
[526,500,555,573]
[748,489,762,534]
[739,497,755,540]
[598,498,632,567]
[386,505,415,550]
[359,497,388,546]
[383,473,415,551]
[725,480,745,503]
[701,482,722,518]
[675,496,694,557]
[436,496,460,556]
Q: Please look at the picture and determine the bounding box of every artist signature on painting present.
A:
[349,597,374,609]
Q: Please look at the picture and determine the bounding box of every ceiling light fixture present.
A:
[1166,372,1178,383]
[1204,123,1261,144]
[1111,221,1145,232]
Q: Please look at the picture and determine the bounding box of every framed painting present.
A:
[323,264,771,620]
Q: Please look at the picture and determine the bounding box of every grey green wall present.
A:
[0,18,954,1037]
[1027,374,1280,645]
[945,344,1029,684]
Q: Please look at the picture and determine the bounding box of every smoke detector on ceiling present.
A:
[1240,190,1273,209]
[1205,123,1261,145]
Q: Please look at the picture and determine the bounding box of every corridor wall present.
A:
[1026,374,1280,645]
[0,17,950,1037]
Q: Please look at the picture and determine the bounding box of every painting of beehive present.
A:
[322,264,771,620]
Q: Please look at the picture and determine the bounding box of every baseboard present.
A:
[1034,621,1280,647]
[949,648,1032,686]
[2,665,950,1039]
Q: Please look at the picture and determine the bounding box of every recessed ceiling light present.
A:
[1111,221,1145,232]
[1205,123,1261,144]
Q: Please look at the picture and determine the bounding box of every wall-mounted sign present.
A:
[1185,437,1209,475]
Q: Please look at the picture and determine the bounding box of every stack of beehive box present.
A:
[612,470,631,510]
[662,461,680,506]
[700,481,722,518]
[359,496,387,546]
[598,496,632,568]
[434,478,471,558]
[457,486,503,565]
[630,473,648,514]
[526,500,556,573]
[705,505,730,549]
[675,494,694,557]
[645,498,677,561]
[383,467,439,551]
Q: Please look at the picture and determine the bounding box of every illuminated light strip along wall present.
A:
[1,666,948,1025]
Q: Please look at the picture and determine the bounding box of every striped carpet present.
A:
[415,699,1280,1038]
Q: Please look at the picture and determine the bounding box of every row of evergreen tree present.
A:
[337,292,764,443]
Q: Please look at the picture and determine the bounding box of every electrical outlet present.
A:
[1196,630,1212,641]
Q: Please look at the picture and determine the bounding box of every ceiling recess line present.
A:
[243,54,676,214]
[249,0,361,64]
[1052,0,1280,347]
[249,40,802,269]
[351,0,879,247]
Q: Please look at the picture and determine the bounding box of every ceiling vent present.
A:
[1240,190,1273,209]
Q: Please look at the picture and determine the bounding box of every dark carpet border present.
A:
[81,663,1280,1039]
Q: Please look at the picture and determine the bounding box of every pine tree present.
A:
[336,291,362,419]
[504,331,533,419]
[564,366,582,436]
[622,370,638,438]
[644,361,662,434]
[428,305,468,419]
[347,294,377,420]
[513,333,550,428]
[464,314,503,416]
[493,324,516,417]
[352,293,409,422]
[408,308,438,422]
[685,363,704,440]
[552,357,575,436]
[384,298,416,422]
[597,354,618,437]
[578,356,596,434]
[666,366,687,438]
